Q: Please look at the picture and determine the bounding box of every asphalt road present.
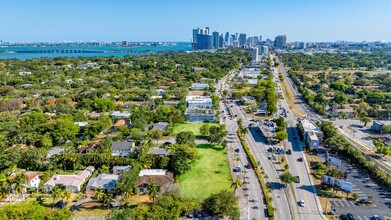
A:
[272,64,325,220]
[216,73,267,220]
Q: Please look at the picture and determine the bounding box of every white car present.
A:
[298,200,305,207]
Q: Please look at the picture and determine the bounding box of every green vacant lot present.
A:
[172,123,218,136]
[179,144,232,198]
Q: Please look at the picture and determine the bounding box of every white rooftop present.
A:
[301,119,321,132]
[139,169,167,176]
[186,96,212,102]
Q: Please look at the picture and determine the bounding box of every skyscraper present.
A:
[225,32,229,43]
[274,35,287,49]
[193,28,200,43]
[219,34,224,48]
[253,36,259,46]
[212,31,219,49]
[251,47,259,62]
[239,33,247,47]
[196,33,213,50]
[247,37,253,47]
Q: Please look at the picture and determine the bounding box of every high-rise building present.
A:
[260,45,269,55]
[228,36,234,46]
[225,32,229,43]
[251,47,259,62]
[247,37,253,47]
[196,33,213,50]
[259,35,262,42]
[231,34,236,41]
[253,36,259,46]
[193,28,201,43]
[219,34,224,48]
[274,35,287,49]
[239,33,247,47]
[212,31,219,49]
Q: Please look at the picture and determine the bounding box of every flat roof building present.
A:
[186,96,213,109]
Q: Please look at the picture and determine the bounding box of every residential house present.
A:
[193,67,207,73]
[185,109,216,122]
[47,146,65,158]
[156,89,166,96]
[136,169,174,193]
[112,166,132,175]
[19,71,32,76]
[111,142,135,157]
[26,172,40,189]
[79,143,99,154]
[190,83,209,90]
[335,104,358,119]
[112,119,131,131]
[74,121,88,128]
[148,147,171,156]
[86,174,119,196]
[151,122,169,132]
[43,166,95,193]
[111,111,131,119]
[163,100,180,106]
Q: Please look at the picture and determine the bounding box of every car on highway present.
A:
[298,200,305,207]
[347,213,355,220]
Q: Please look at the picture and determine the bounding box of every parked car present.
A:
[294,176,300,183]
[347,213,356,220]
[298,200,305,207]
[233,166,241,172]
[286,149,292,155]
[340,214,349,220]
[359,198,372,204]
[234,148,240,153]
[55,200,68,209]
[297,157,303,162]
[370,215,383,220]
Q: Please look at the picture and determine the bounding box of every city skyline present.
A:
[1,0,391,42]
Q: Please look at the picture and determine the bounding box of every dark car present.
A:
[297,157,303,162]
[340,214,349,220]
[370,215,383,220]
[55,200,68,209]
[359,198,372,204]
[234,148,240,153]
[347,213,355,220]
[293,176,300,183]
[233,166,242,172]
[70,205,79,212]
[286,149,292,155]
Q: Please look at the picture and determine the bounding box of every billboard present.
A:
[321,175,353,193]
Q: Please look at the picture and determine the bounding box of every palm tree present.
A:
[231,178,243,194]
[62,189,72,203]
[93,188,105,206]
[147,178,158,202]
[103,193,113,209]
[240,126,249,135]
[13,173,28,199]
[51,187,62,205]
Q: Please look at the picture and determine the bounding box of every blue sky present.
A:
[1,0,391,42]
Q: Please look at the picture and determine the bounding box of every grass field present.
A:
[172,122,218,136]
[179,144,232,198]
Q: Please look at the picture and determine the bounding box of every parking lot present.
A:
[329,156,391,219]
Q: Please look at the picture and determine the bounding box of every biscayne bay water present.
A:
[0,43,191,60]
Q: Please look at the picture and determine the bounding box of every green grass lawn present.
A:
[172,123,218,136]
[179,144,232,198]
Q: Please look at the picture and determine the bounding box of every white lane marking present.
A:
[339,201,345,207]
[333,201,339,207]
[350,201,356,206]
[363,216,369,220]
[344,200,350,207]
[357,215,363,220]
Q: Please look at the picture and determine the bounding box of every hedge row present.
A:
[237,132,275,218]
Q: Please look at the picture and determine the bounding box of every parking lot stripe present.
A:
[344,201,350,207]
[357,215,363,220]
[363,216,369,220]
[333,201,338,207]
[338,201,344,207]
[350,201,356,206]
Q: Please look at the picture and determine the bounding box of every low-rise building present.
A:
[136,169,174,193]
[298,119,323,149]
[112,166,132,175]
[148,147,171,156]
[242,96,256,105]
[190,83,209,90]
[371,121,391,133]
[26,172,40,189]
[112,119,131,131]
[74,121,88,127]
[156,89,166,96]
[111,111,131,119]
[186,96,212,109]
[43,166,95,193]
[151,122,169,132]
[19,71,32,76]
[86,174,119,196]
[111,141,135,157]
[47,146,65,158]
[185,109,216,122]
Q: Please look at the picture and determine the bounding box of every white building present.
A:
[186,96,213,109]
[299,119,323,149]
[260,45,269,55]
[43,166,95,193]
[185,109,216,122]
[26,172,40,189]
[19,71,32,76]
[111,111,131,119]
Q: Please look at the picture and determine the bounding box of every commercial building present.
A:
[186,96,213,109]
[242,96,256,105]
[225,32,230,43]
[371,121,391,133]
[196,33,213,50]
[218,34,224,48]
[260,45,269,55]
[298,119,323,149]
[274,35,287,49]
[239,33,247,47]
[251,47,259,62]
[185,109,216,122]
[190,83,209,90]
[212,31,219,49]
